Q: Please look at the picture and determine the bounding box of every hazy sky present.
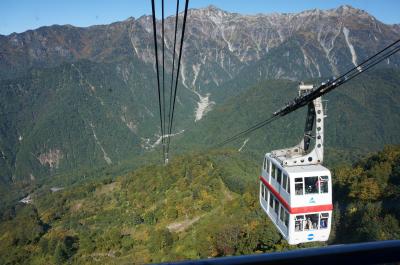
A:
[1,0,399,35]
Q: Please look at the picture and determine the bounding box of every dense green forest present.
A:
[1,145,399,264]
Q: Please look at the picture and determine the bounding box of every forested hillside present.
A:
[0,58,197,184]
[178,68,400,154]
[0,146,399,264]
[333,145,400,242]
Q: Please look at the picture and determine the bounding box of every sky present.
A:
[1,0,399,35]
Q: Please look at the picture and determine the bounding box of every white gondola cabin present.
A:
[259,83,333,245]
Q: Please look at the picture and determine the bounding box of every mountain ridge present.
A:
[0,5,384,37]
[1,4,399,82]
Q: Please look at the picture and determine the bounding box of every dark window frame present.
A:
[277,167,282,185]
[319,175,329,193]
[261,183,265,199]
[274,198,279,215]
[282,173,288,191]
[280,206,285,222]
[295,177,304,195]
[271,164,276,179]
[269,192,274,208]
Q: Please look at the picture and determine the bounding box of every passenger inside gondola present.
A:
[295,213,330,231]
[320,218,327,229]
[320,213,329,229]
[304,218,312,230]
[305,214,319,230]
[305,176,318,194]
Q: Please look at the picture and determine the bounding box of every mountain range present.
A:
[0,4,400,187]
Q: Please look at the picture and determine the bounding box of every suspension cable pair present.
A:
[150,0,190,164]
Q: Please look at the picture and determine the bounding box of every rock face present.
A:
[38,149,63,169]
[0,5,399,183]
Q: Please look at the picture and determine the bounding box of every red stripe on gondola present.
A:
[259,176,333,214]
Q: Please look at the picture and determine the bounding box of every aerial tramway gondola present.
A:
[259,83,332,245]
[215,38,399,245]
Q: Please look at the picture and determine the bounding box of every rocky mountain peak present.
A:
[332,5,372,19]
[189,5,231,20]
[204,5,223,12]
[336,4,361,13]
[124,16,135,22]
[289,5,371,21]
